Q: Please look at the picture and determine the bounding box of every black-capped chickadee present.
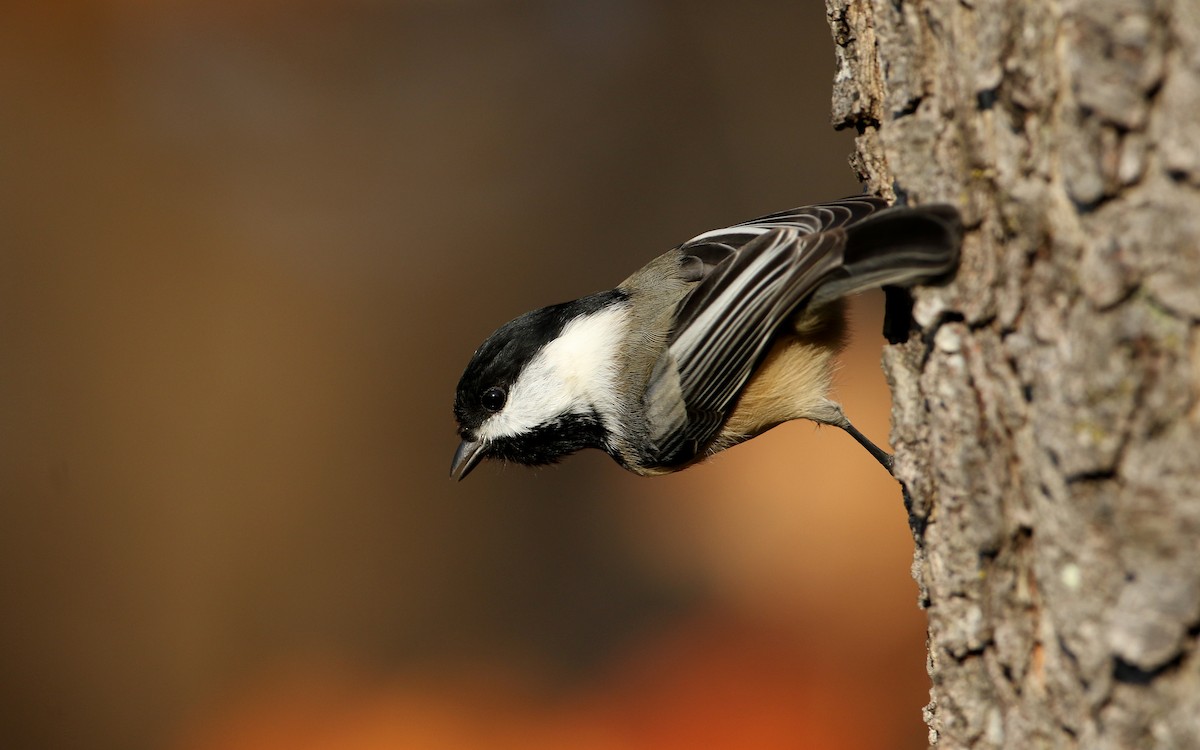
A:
[451,196,961,480]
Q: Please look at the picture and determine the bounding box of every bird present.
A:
[451,195,961,480]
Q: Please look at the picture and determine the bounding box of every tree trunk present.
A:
[825,0,1200,747]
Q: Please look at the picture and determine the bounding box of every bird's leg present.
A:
[838,419,894,474]
[821,402,894,475]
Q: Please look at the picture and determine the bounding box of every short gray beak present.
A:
[450,439,486,481]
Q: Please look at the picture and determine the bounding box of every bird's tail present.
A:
[808,204,962,308]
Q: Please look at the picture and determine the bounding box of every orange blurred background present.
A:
[1,2,927,749]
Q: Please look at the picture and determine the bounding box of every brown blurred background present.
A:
[1,2,927,749]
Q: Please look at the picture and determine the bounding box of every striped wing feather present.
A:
[642,195,959,467]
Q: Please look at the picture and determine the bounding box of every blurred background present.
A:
[1,1,928,748]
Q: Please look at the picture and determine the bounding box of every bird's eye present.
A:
[481,386,507,413]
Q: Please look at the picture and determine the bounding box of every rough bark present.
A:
[825,0,1200,747]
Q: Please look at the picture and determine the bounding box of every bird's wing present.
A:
[643,226,853,467]
[671,195,888,281]
[641,195,959,468]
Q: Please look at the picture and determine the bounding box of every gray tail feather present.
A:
[809,204,962,307]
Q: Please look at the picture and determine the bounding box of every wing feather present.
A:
[646,228,849,464]
[640,195,959,469]
[678,195,888,253]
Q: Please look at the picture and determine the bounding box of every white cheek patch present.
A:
[476,304,627,442]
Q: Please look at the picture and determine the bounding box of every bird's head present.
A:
[451,291,629,480]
